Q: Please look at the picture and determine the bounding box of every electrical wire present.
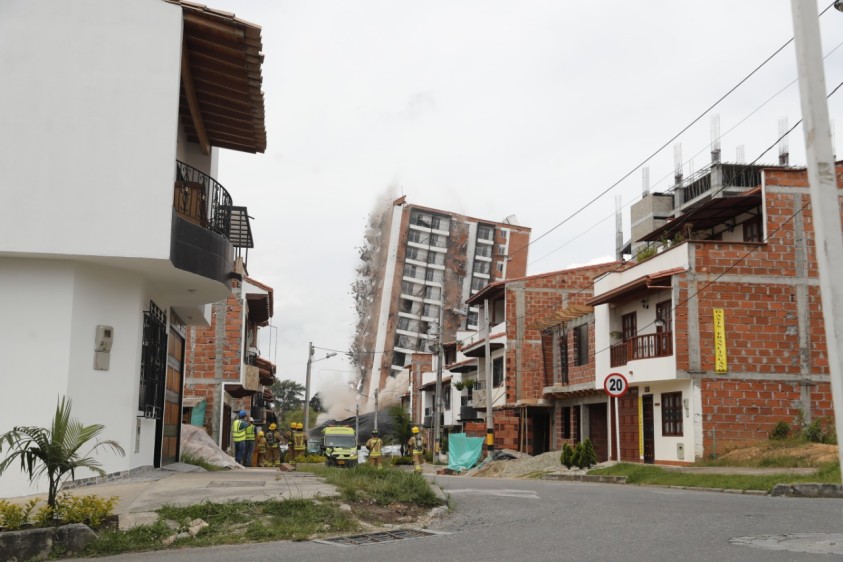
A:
[507,0,839,262]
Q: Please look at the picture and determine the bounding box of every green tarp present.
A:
[190,399,206,426]
[447,433,484,472]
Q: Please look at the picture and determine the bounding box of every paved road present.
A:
[79,476,843,561]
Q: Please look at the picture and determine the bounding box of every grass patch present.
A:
[82,498,358,557]
[589,462,841,492]
[304,464,444,507]
[180,453,228,472]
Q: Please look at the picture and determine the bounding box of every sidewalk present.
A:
[9,463,339,529]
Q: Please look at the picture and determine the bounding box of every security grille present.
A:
[139,301,167,419]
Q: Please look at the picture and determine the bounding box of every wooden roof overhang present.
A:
[542,387,603,400]
[446,358,478,373]
[167,1,267,154]
[530,304,594,332]
[586,267,685,307]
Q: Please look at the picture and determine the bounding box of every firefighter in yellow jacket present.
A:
[365,429,384,468]
[407,426,426,474]
[292,422,306,460]
[256,431,267,468]
[264,423,282,466]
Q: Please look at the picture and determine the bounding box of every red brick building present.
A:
[589,162,838,464]
[183,265,276,452]
[459,263,620,456]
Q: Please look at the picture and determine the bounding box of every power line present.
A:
[508,1,838,262]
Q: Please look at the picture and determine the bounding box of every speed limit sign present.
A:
[604,373,629,398]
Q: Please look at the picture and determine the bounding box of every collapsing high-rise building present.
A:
[351,196,531,405]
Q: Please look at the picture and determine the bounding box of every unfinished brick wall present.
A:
[493,408,521,450]
[463,421,486,438]
[184,291,245,441]
[701,379,833,456]
[507,263,619,404]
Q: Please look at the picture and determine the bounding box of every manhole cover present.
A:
[315,529,441,546]
[731,533,843,556]
[206,481,267,488]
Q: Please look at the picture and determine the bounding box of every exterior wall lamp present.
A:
[641,298,649,309]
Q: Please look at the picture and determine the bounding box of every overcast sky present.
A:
[204,1,843,399]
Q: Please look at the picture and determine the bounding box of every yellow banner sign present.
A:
[713,308,727,373]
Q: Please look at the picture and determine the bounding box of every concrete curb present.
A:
[542,474,628,484]
[0,523,96,562]
[771,483,843,498]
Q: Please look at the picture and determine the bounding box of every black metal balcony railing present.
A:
[174,160,233,239]
[610,332,673,367]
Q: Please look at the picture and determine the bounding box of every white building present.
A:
[0,0,266,498]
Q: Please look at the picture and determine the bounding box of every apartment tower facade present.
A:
[353,197,531,404]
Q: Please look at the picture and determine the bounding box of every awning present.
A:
[586,267,685,307]
[446,358,478,373]
[419,377,451,391]
[639,187,761,243]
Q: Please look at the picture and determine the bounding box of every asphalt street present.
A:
[76,475,843,562]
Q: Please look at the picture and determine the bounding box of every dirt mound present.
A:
[717,443,838,466]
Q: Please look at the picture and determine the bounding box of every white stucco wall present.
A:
[0,258,169,498]
[639,380,696,463]
[0,0,183,259]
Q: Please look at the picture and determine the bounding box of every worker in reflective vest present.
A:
[407,426,425,474]
[244,419,256,467]
[231,410,249,465]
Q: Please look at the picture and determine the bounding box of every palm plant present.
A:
[0,396,125,509]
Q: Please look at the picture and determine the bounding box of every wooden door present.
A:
[161,330,184,465]
[588,402,609,461]
[642,394,655,464]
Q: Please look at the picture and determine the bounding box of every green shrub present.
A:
[390,456,414,466]
[770,421,791,440]
[293,454,326,464]
[636,245,657,262]
[0,499,30,530]
[55,494,117,528]
[574,438,597,469]
[181,453,226,471]
[560,443,574,469]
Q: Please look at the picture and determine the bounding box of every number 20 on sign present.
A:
[604,373,630,398]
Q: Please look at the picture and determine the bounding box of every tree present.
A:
[390,405,412,455]
[0,396,125,509]
[309,392,325,413]
[270,379,305,414]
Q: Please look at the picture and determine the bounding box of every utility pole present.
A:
[791,0,843,472]
[433,302,444,464]
[374,388,379,432]
[303,342,314,436]
[303,343,336,437]
[484,299,494,456]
